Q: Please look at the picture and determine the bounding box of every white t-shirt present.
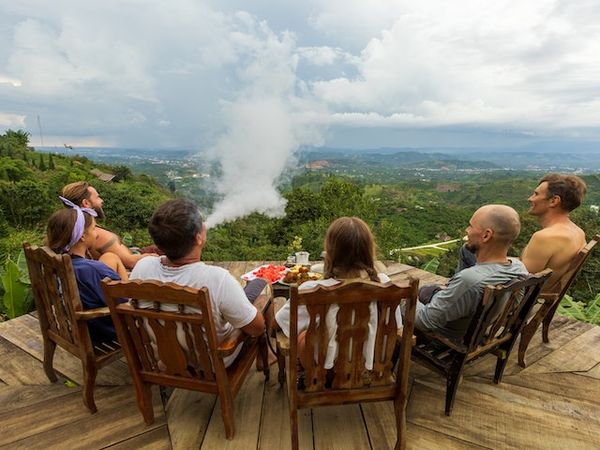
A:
[130,256,258,367]
[275,273,397,370]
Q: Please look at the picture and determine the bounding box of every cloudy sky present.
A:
[1,0,600,151]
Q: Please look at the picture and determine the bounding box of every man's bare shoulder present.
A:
[95,226,120,250]
[533,222,585,244]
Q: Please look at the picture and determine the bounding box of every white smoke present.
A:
[205,21,324,228]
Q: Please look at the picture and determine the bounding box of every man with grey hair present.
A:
[415,204,528,340]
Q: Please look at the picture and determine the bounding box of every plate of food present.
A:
[241,264,288,284]
[279,265,323,285]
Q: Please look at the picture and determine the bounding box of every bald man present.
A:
[415,204,528,340]
[458,174,587,293]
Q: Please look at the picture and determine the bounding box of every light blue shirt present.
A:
[415,258,528,340]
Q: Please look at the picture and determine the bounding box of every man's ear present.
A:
[196,231,206,248]
[548,194,562,208]
[482,228,494,242]
[81,198,91,208]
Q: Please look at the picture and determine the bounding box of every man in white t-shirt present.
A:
[130,198,267,367]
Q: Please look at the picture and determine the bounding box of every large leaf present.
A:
[557,295,589,322]
[1,259,28,319]
[16,249,30,285]
[421,258,440,274]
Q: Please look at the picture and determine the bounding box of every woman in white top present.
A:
[275,216,397,371]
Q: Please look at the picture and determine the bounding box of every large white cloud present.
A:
[1,0,600,147]
[308,0,600,134]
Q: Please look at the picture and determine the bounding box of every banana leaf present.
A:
[1,259,29,319]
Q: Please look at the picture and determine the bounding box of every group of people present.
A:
[45,173,588,369]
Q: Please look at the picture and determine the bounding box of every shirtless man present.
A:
[61,181,154,269]
[520,173,587,290]
[458,173,587,290]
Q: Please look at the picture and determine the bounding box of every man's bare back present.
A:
[520,174,588,291]
[521,221,585,290]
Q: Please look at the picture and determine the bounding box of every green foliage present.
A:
[0,157,34,181]
[0,207,9,238]
[113,165,132,182]
[38,153,47,171]
[0,229,45,263]
[421,257,440,274]
[0,179,53,228]
[99,181,170,232]
[557,294,600,325]
[48,153,55,170]
[1,253,32,319]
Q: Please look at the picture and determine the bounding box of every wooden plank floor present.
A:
[1,262,599,449]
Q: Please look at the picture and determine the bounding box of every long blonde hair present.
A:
[323,217,379,282]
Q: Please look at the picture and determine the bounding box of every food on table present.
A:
[282,265,322,284]
[252,264,287,283]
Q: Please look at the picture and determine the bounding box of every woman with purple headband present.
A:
[45,197,128,345]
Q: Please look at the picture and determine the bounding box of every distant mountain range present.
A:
[38,140,600,172]
[301,142,600,171]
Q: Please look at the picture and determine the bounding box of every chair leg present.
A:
[82,360,98,413]
[277,348,286,387]
[518,321,536,368]
[290,404,299,450]
[445,356,466,416]
[494,350,509,383]
[220,391,236,440]
[42,338,58,383]
[138,382,155,425]
[259,334,270,381]
[542,302,560,344]
[394,389,408,450]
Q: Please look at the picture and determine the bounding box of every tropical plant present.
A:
[557,294,600,326]
[0,251,32,319]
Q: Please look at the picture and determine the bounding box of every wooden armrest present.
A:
[276,330,290,356]
[253,294,272,315]
[217,329,250,357]
[538,293,560,304]
[74,307,111,321]
[417,328,466,353]
[397,327,417,346]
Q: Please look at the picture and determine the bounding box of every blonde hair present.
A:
[61,181,91,207]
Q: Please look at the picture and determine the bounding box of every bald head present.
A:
[475,204,521,245]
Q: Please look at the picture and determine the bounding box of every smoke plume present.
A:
[205,23,323,228]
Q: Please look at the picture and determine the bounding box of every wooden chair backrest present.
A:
[544,234,599,300]
[102,279,225,390]
[463,269,553,354]
[23,243,87,352]
[289,278,419,393]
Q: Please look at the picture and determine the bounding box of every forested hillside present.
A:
[1,129,598,322]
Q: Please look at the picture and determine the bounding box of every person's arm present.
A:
[414,272,476,331]
[94,228,154,269]
[98,252,129,280]
[521,231,554,274]
[240,310,265,337]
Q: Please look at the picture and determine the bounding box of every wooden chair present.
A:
[22,242,122,413]
[518,234,599,367]
[276,278,419,450]
[412,269,552,416]
[101,279,270,440]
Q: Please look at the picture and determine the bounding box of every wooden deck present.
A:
[1,261,599,449]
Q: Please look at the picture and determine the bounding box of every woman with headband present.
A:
[45,197,128,345]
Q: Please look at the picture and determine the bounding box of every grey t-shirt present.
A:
[415,258,528,341]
